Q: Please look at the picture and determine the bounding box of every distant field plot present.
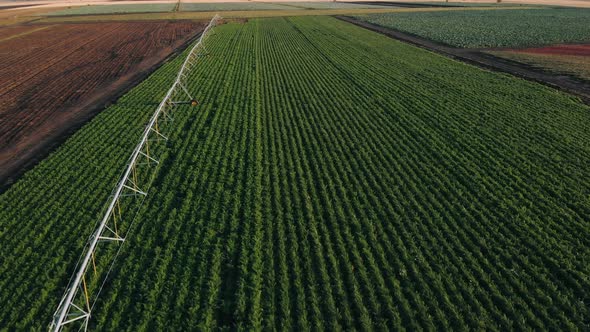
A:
[355,8,590,47]
[0,5,63,25]
[279,2,393,9]
[510,44,590,56]
[357,1,530,7]
[2,16,590,331]
[491,46,590,81]
[36,7,409,23]
[45,4,175,16]
[0,21,204,186]
[179,2,298,11]
[416,1,538,6]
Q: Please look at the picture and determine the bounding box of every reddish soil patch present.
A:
[0,21,205,189]
[513,44,590,56]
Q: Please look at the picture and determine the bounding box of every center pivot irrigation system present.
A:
[49,15,221,332]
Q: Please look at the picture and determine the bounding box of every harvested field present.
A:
[0,21,205,188]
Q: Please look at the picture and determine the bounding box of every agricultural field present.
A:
[354,8,590,47]
[0,5,67,25]
[1,16,590,331]
[0,21,205,187]
[416,1,539,6]
[0,24,50,41]
[357,1,533,7]
[45,4,177,16]
[490,45,590,81]
[278,2,394,9]
[45,2,304,16]
[419,1,522,5]
[35,7,416,23]
[179,2,301,11]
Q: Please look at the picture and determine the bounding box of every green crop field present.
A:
[2,16,590,330]
[45,4,177,16]
[355,8,590,48]
[43,2,396,17]
[415,2,539,7]
[278,2,393,9]
[179,2,298,12]
[46,2,301,16]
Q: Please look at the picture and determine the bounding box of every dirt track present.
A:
[337,16,590,105]
[0,21,205,191]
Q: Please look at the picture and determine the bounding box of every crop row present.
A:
[1,16,589,330]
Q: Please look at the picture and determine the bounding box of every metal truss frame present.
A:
[49,14,221,332]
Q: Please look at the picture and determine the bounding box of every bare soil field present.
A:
[0,24,39,38]
[510,44,590,56]
[0,21,205,188]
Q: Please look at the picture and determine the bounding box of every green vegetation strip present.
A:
[179,2,301,12]
[44,4,177,16]
[1,16,590,330]
[45,2,300,16]
[355,8,590,48]
[37,5,537,22]
[278,2,394,9]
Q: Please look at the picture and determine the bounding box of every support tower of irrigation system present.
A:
[49,14,221,332]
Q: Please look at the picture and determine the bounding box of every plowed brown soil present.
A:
[0,25,40,39]
[0,21,205,188]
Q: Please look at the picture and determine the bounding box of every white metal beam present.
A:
[49,14,221,332]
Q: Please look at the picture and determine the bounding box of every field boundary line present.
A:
[0,24,53,43]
